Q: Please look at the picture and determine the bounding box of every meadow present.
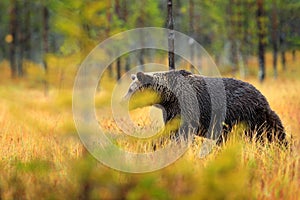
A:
[0,52,299,199]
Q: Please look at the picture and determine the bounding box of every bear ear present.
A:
[136,72,153,83]
[131,74,136,80]
[178,70,192,77]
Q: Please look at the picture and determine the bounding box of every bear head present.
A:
[123,70,193,109]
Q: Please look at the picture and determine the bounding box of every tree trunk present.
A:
[123,0,130,73]
[272,42,278,78]
[189,0,194,71]
[292,50,296,62]
[279,33,286,71]
[42,6,50,95]
[167,0,175,70]
[122,0,128,22]
[106,1,113,78]
[236,0,246,78]
[115,0,124,79]
[271,1,278,78]
[24,0,31,60]
[137,8,145,71]
[228,0,238,76]
[115,0,121,19]
[116,58,121,81]
[43,6,49,68]
[125,55,130,72]
[9,0,17,78]
[139,49,144,71]
[256,0,266,82]
[16,0,24,77]
[0,2,5,60]
[138,28,145,71]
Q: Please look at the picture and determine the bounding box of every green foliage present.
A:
[126,0,163,28]
[126,176,170,200]
[190,144,255,200]
[52,0,120,56]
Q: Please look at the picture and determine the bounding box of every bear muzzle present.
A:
[120,92,131,104]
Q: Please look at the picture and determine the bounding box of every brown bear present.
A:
[123,70,287,146]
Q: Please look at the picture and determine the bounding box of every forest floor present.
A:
[0,52,299,199]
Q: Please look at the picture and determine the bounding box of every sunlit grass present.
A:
[0,52,299,199]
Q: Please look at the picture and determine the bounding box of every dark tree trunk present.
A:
[122,0,130,73]
[9,0,17,78]
[138,24,145,71]
[167,0,175,70]
[189,0,194,71]
[105,1,111,34]
[228,0,238,76]
[139,49,144,69]
[43,6,50,95]
[256,0,266,82]
[116,58,121,81]
[115,0,121,19]
[108,64,113,78]
[272,42,278,78]
[106,1,113,78]
[292,50,296,62]
[42,6,49,69]
[122,0,128,22]
[0,2,6,60]
[15,1,24,77]
[271,1,278,78]
[125,55,130,72]
[236,0,246,78]
[16,0,24,77]
[24,0,31,60]
[115,0,124,79]
[280,48,286,71]
[137,9,145,71]
[279,33,286,71]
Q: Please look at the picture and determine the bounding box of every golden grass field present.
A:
[0,52,299,199]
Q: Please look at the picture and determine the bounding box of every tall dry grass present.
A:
[0,52,299,199]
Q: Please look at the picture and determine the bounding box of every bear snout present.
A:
[120,92,131,104]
